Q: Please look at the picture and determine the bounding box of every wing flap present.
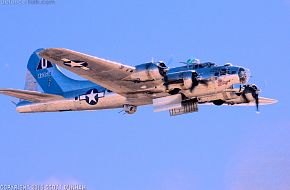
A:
[153,94,182,112]
[0,89,64,103]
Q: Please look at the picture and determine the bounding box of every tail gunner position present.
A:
[0,48,277,116]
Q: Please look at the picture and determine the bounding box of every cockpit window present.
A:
[220,69,227,75]
[190,62,216,69]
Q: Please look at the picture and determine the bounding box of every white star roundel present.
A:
[85,89,99,105]
[61,58,88,68]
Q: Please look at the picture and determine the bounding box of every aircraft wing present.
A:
[40,48,138,95]
[0,89,64,103]
[202,97,278,106]
[229,97,278,106]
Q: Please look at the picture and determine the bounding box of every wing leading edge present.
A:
[228,97,278,106]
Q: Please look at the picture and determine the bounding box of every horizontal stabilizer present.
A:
[0,89,64,103]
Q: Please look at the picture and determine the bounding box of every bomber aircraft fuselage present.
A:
[0,49,277,116]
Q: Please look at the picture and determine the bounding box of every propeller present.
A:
[159,61,208,93]
[157,61,169,77]
[190,72,199,92]
[155,61,171,91]
[189,71,209,92]
[241,84,260,112]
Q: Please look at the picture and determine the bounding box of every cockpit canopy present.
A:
[182,58,216,69]
[193,62,216,69]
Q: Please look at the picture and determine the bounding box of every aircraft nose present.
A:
[238,67,250,84]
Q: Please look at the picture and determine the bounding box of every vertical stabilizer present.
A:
[26,49,97,96]
[24,70,38,91]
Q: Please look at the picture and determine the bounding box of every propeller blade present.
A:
[250,84,259,112]
[190,72,199,92]
[189,72,210,92]
[164,76,169,91]
[252,88,259,112]
[157,61,169,78]
[255,95,259,112]
[241,92,250,103]
[242,84,260,112]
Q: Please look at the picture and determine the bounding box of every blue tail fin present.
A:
[26,49,97,95]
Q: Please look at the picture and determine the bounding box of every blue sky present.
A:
[0,0,290,189]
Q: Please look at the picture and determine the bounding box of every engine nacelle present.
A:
[166,71,198,90]
[130,63,164,81]
[123,104,137,114]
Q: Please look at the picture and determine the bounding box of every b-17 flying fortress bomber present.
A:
[0,49,277,116]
